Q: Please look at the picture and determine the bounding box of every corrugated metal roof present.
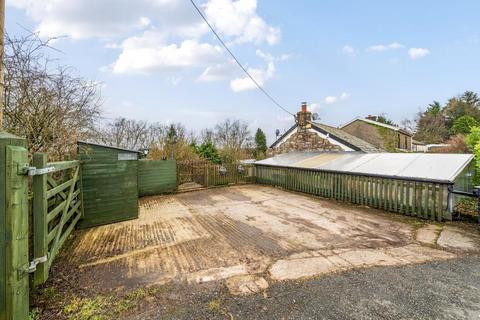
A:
[255,152,474,183]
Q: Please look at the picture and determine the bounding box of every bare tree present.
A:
[93,117,165,150]
[3,32,102,159]
[214,119,251,149]
[212,119,252,163]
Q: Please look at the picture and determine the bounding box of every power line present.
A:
[188,0,294,117]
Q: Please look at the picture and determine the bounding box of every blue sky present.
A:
[6,0,480,143]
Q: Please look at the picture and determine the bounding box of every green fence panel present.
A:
[77,142,139,229]
[138,160,177,197]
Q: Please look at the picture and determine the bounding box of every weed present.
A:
[29,308,40,320]
[208,298,221,313]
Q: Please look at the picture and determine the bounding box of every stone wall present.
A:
[268,128,342,156]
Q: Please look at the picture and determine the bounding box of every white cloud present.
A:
[230,61,275,92]
[110,30,224,74]
[342,45,357,56]
[7,0,198,39]
[324,96,338,105]
[227,49,288,92]
[205,0,280,45]
[11,0,284,88]
[366,42,404,52]
[9,0,279,44]
[198,61,237,82]
[408,47,430,60]
[323,92,349,105]
[308,103,319,113]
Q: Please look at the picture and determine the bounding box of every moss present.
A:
[376,126,398,152]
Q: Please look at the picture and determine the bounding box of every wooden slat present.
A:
[49,166,79,262]
[46,179,73,199]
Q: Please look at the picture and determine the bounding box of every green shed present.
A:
[77,141,140,228]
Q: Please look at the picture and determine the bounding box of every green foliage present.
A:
[376,126,398,152]
[426,101,443,116]
[29,309,40,320]
[415,91,480,144]
[451,115,479,135]
[166,124,178,144]
[473,142,480,185]
[196,141,221,164]
[376,114,396,126]
[466,126,480,151]
[254,128,267,159]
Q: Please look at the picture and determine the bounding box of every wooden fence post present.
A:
[1,133,29,320]
[33,153,48,286]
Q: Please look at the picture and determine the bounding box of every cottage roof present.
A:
[256,151,473,183]
[270,122,382,153]
[340,117,413,136]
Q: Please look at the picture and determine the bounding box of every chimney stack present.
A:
[297,102,312,128]
[366,115,377,121]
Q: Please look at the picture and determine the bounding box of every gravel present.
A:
[133,254,480,320]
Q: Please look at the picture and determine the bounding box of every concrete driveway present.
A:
[63,185,479,296]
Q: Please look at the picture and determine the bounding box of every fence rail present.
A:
[32,153,83,286]
[256,164,451,221]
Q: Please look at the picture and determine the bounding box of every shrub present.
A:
[451,115,479,135]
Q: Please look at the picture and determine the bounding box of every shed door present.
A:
[78,142,138,228]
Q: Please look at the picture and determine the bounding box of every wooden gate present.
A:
[177,160,209,188]
[31,153,83,286]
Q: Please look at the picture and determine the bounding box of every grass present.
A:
[43,286,163,320]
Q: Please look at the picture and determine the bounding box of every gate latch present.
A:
[18,165,55,176]
[28,256,48,273]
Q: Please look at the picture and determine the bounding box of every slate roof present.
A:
[311,122,382,153]
[270,122,382,153]
[341,117,413,136]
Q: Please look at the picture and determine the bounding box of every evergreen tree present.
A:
[254,128,267,159]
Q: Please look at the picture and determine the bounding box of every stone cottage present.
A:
[340,116,413,152]
[268,103,381,156]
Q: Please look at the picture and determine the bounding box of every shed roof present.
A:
[77,141,142,153]
[255,151,473,183]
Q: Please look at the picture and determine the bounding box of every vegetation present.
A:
[195,140,221,164]
[451,115,478,135]
[254,128,267,159]
[376,114,396,126]
[414,91,480,144]
[3,33,101,160]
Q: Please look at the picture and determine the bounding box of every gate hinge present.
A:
[28,256,48,273]
[18,165,55,176]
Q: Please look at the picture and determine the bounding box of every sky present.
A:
[6,0,480,143]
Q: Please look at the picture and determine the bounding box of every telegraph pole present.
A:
[0,0,4,129]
